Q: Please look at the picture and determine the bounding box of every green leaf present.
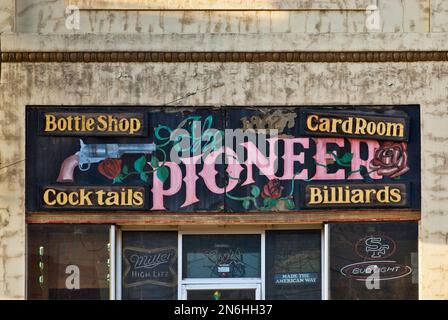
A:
[156,166,169,183]
[122,165,129,175]
[263,198,271,207]
[269,198,278,208]
[340,152,353,164]
[150,155,160,168]
[242,199,250,209]
[250,185,261,198]
[263,197,278,208]
[140,172,148,182]
[134,156,147,173]
[112,176,122,184]
[285,199,295,210]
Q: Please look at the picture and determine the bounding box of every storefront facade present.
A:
[1,0,448,300]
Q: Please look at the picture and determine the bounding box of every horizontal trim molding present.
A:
[26,210,420,225]
[2,51,448,63]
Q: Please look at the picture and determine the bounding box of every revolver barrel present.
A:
[83,143,156,158]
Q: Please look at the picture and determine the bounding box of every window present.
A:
[329,221,418,300]
[27,224,110,300]
[182,234,261,279]
[122,231,178,300]
[265,230,321,300]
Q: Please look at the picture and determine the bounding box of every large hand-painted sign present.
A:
[26,106,421,213]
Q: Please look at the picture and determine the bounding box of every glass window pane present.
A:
[122,231,177,300]
[183,235,261,279]
[265,230,321,300]
[27,224,110,300]
[329,221,418,300]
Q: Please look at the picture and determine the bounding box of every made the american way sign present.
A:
[25,106,421,212]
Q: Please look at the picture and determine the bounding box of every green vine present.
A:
[112,146,168,184]
[225,150,367,211]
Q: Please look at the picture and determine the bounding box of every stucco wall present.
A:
[1,0,448,300]
[1,34,448,298]
[14,0,435,34]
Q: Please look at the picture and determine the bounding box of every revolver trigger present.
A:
[78,162,91,172]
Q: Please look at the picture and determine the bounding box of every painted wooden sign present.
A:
[25,106,421,213]
[40,186,147,210]
[299,109,410,141]
[301,183,409,209]
[39,112,146,136]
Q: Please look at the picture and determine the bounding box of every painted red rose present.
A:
[261,179,284,199]
[369,142,410,178]
[98,158,123,179]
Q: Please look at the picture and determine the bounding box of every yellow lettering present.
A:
[129,118,141,135]
[390,188,402,203]
[331,119,343,133]
[85,118,95,131]
[133,191,144,206]
[365,189,376,203]
[108,116,118,132]
[96,190,106,205]
[319,118,331,132]
[118,119,129,133]
[351,189,365,203]
[366,121,376,135]
[387,122,405,137]
[341,117,353,134]
[105,191,120,206]
[68,191,79,205]
[308,187,323,204]
[306,115,319,132]
[377,186,390,203]
[79,189,93,206]
[355,117,367,134]
[97,115,108,132]
[376,121,386,136]
[43,189,56,205]
[44,115,57,132]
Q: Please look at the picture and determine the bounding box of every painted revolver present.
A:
[57,139,156,182]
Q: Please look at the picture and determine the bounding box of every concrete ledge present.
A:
[3,33,448,52]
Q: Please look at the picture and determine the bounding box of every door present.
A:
[181,283,261,300]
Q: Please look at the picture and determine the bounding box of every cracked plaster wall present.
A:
[0,61,447,298]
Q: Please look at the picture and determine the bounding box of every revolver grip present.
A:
[57,154,80,183]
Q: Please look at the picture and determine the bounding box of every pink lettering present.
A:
[241,138,278,186]
[279,138,310,180]
[150,162,182,210]
[313,138,345,180]
[347,139,381,180]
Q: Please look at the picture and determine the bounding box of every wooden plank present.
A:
[26,210,421,225]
